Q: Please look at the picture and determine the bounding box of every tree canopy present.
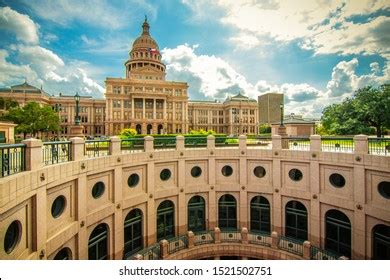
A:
[1,102,60,138]
[0,97,18,110]
[321,84,389,137]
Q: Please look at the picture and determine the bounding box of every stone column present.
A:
[310,135,321,152]
[144,136,154,152]
[241,227,248,244]
[22,138,43,171]
[187,231,194,249]
[163,99,167,120]
[272,135,282,150]
[354,134,368,154]
[214,227,221,244]
[207,135,215,149]
[142,98,145,119]
[239,135,247,150]
[160,239,169,259]
[70,137,85,161]
[109,136,121,156]
[271,231,279,249]
[303,241,311,260]
[153,98,156,120]
[131,98,135,119]
[176,135,184,151]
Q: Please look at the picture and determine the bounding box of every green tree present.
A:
[321,85,389,136]
[119,128,137,138]
[0,97,19,109]
[2,102,60,139]
[259,124,271,134]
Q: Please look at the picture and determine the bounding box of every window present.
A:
[325,209,351,258]
[253,166,266,178]
[157,200,175,240]
[124,100,131,108]
[54,247,72,260]
[128,174,140,188]
[92,181,105,199]
[285,200,307,240]
[51,195,66,218]
[221,165,233,177]
[329,173,346,188]
[372,224,390,260]
[88,224,108,260]
[250,196,270,233]
[113,86,121,94]
[188,196,206,232]
[160,169,171,181]
[191,166,202,178]
[113,100,121,108]
[218,194,237,230]
[4,220,21,254]
[378,181,390,199]
[289,168,303,181]
[124,209,143,258]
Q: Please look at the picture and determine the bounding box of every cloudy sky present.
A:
[0,0,389,117]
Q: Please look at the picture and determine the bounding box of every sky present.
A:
[0,0,389,118]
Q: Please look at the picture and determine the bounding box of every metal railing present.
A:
[321,137,354,153]
[310,246,340,260]
[248,231,271,247]
[153,137,176,150]
[184,136,207,148]
[42,141,72,165]
[0,144,26,178]
[193,231,215,245]
[220,230,241,243]
[278,236,304,256]
[167,236,188,254]
[247,136,272,149]
[132,243,161,260]
[368,138,390,156]
[287,137,310,151]
[121,138,145,153]
[216,136,239,148]
[84,139,110,157]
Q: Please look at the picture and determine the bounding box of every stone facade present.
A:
[258,93,284,125]
[0,135,389,260]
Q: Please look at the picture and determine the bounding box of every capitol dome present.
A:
[125,16,166,80]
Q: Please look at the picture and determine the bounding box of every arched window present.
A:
[325,209,351,258]
[88,223,109,260]
[218,194,237,230]
[157,200,175,241]
[157,124,163,134]
[188,196,206,232]
[135,124,142,134]
[372,224,389,259]
[285,201,308,240]
[250,196,270,234]
[53,247,72,260]
[147,124,152,134]
[124,209,143,258]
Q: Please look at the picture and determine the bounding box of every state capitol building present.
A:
[0,18,281,137]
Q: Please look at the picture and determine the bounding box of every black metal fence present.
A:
[193,231,215,245]
[287,137,310,151]
[321,137,354,153]
[310,245,340,260]
[132,243,161,260]
[247,136,272,149]
[42,141,72,165]
[248,231,271,247]
[368,138,390,156]
[85,140,110,157]
[278,236,304,256]
[167,236,188,254]
[0,144,26,178]
[154,137,176,150]
[220,230,241,243]
[121,138,145,153]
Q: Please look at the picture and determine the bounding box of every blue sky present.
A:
[0,0,389,117]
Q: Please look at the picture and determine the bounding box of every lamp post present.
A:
[279,103,284,127]
[74,92,80,126]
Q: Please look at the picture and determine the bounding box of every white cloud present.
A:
[0,50,37,86]
[20,0,157,29]
[163,44,389,118]
[0,6,39,44]
[183,0,390,58]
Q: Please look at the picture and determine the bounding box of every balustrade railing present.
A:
[220,230,241,243]
[85,139,110,157]
[310,246,340,260]
[0,144,26,178]
[193,230,214,245]
[121,138,145,153]
[278,236,304,256]
[167,236,188,254]
[42,141,72,165]
[287,137,310,151]
[133,243,160,260]
[321,137,354,153]
[248,231,271,247]
[153,137,176,150]
[368,138,390,156]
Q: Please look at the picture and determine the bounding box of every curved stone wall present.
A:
[0,135,389,260]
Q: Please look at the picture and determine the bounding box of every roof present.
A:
[0,82,51,97]
[225,92,257,103]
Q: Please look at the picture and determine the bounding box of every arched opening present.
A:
[188,196,206,232]
[123,209,143,258]
[325,209,351,258]
[135,124,142,134]
[147,124,152,134]
[88,223,109,260]
[372,224,389,259]
[158,124,163,134]
[53,247,72,260]
[157,200,175,241]
[218,194,237,230]
[250,196,271,234]
[285,201,308,240]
